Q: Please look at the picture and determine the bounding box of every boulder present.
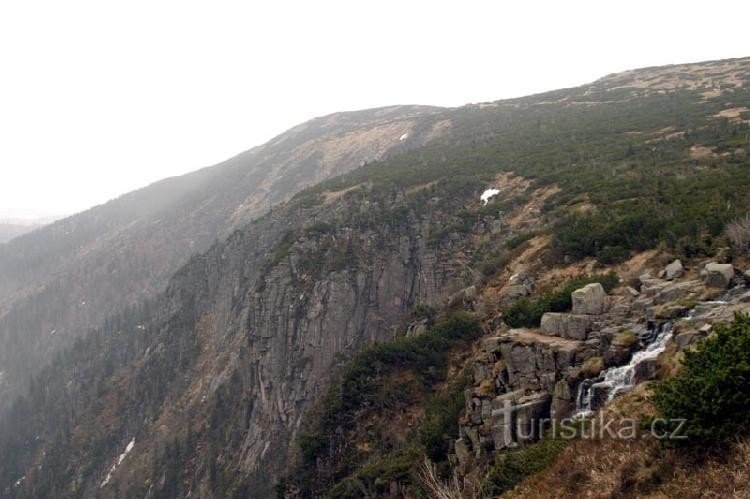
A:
[571,283,609,315]
[653,303,690,320]
[703,263,735,288]
[540,313,595,340]
[664,259,684,280]
[653,280,703,305]
[641,281,669,297]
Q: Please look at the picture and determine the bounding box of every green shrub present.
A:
[299,313,481,464]
[502,298,546,328]
[654,314,750,444]
[419,371,471,461]
[482,434,568,496]
[328,447,422,499]
[479,252,512,277]
[505,232,536,250]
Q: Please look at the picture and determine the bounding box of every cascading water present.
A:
[574,322,673,417]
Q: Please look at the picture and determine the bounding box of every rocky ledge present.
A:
[453,260,750,469]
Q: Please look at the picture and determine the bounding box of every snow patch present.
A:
[101,438,135,487]
[480,188,500,205]
[399,132,409,141]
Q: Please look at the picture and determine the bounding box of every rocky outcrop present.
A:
[454,267,749,472]
[540,313,595,340]
[703,262,736,288]
[456,326,588,465]
[0,168,514,498]
[454,273,750,467]
[572,283,609,315]
[0,105,448,413]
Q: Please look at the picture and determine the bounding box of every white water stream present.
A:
[575,322,673,417]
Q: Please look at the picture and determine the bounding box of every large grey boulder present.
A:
[540,313,595,340]
[664,259,684,280]
[703,263,735,288]
[571,283,609,315]
[653,279,703,305]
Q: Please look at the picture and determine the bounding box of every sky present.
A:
[1,1,749,220]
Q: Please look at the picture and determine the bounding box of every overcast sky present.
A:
[1,1,748,219]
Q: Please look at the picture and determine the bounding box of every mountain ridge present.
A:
[0,104,446,410]
[0,56,749,498]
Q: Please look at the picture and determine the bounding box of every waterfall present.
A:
[574,322,673,417]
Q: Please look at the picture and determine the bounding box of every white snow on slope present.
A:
[101,438,135,487]
[480,188,500,205]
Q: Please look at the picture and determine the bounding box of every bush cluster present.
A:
[654,313,750,444]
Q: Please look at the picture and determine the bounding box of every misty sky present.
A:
[1,1,749,219]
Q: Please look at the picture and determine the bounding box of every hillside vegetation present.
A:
[0,57,749,498]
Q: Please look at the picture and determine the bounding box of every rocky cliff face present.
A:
[0,171,509,497]
[1,57,749,498]
[454,257,750,471]
[0,105,446,411]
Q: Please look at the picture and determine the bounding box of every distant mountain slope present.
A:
[0,224,38,244]
[1,57,748,498]
[0,104,446,408]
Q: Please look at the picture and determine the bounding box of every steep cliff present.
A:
[0,105,446,410]
[1,57,750,498]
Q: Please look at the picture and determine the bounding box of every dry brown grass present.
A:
[418,458,481,499]
[322,183,364,204]
[503,383,750,498]
[650,440,750,498]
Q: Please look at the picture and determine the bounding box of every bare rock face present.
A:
[653,279,703,305]
[0,105,446,413]
[703,263,735,288]
[540,313,595,340]
[572,283,609,315]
